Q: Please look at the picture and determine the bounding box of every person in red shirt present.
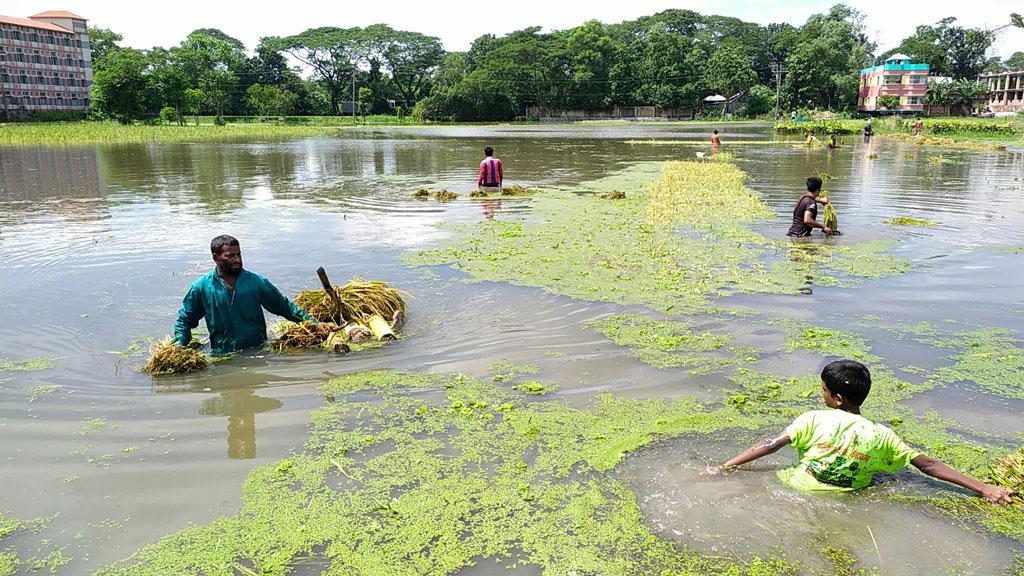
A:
[711,129,721,151]
[478,146,503,193]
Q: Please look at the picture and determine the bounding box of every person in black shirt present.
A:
[786,176,832,237]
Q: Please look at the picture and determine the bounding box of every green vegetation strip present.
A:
[407,160,909,315]
[0,122,346,145]
[882,217,938,227]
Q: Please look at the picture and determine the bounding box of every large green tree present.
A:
[172,32,244,122]
[273,28,361,115]
[704,40,757,97]
[87,27,123,69]
[91,47,149,123]
[887,18,993,78]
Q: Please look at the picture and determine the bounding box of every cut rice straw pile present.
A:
[270,321,332,352]
[295,278,407,326]
[143,338,209,375]
[989,449,1024,502]
[501,184,532,196]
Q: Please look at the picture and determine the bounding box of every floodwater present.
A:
[1,123,1023,574]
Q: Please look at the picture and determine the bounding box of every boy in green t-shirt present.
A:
[716,360,1013,503]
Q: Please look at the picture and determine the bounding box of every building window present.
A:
[906,96,923,106]
[909,75,926,84]
[11,30,21,40]
[29,32,39,43]
[884,75,902,85]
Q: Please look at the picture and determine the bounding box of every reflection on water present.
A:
[1,125,1023,574]
[198,388,282,460]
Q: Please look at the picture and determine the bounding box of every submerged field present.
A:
[1,125,1023,575]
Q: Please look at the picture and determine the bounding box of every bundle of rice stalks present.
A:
[599,190,626,199]
[294,289,339,323]
[143,338,209,375]
[823,201,838,232]
[469,190,488,197]
[412,188,430,199]
[270,321,329,352]
[989,449,1024,501]
[816,170,834,182]
[882,217,938,227]
[339,278,407,326]
[295,278,408,328]
[435,190,458,201]
[710,151,735,162]
[501,185,532,196]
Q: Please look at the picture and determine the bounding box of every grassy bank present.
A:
[775,116,1023,149]
[0,117,444,145]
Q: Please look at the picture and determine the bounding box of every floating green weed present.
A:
[511,380,552,395]
[928,328,1024,399]
[26,385,61,403]
[487,361,539,383]
[589,314,757,373]
[80,417,108,437]
[781,323,881,364]
[95,370,785,575]
[883,217,939,227]
[0,357,54,371]
[407,161,910,316]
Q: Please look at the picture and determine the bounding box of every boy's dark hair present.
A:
[713,129,718,134]
[806,176,823,192]
[821,360,871,406]
[484,146,494,157]
[211,235,239,254]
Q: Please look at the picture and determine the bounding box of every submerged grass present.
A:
[407,160,909,316]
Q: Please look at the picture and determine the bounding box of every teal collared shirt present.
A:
[174,268,311,355]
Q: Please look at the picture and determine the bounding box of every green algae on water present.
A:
[928,328,1024,400]
[406,161,911,316]
[883,217,939,227]
[0,357,54,371]
[589,314,758,373]
[94,370,786,576]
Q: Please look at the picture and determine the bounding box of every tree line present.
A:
[87,4,1021,123]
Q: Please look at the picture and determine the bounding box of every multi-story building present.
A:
[858,54,929,113]
[0,10,91,117]
[979,69,1024,114]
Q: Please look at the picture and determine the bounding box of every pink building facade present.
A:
[979,70,1024,113]
[0,10,91,117]
[858,54,929,113]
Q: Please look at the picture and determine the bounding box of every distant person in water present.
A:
[786,176,832,237]
[711,129,721,151]
[477,146,503,193]
[914,117,923,136]
[827,134,838,149]
[174,235,335,355]
[711,360,1013,504]
[805,130,818,145]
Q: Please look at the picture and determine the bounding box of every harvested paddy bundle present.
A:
[883,217,938,227]
[435,190,458,201]
[988,449,1024,503]
[412,188,430,199]
[816,170,833,182]
[295,277,407,331]
[822,199,838,232]
[270,321,333,352]
[501,184,532,196]
[143,338,209,375]
[600,190,626,199]
[469,190,488,197]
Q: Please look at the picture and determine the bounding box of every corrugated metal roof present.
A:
[886,53,912,62]
[0,15,72,33]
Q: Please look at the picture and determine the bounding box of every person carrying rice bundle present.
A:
[786,176,834,238]
[173,235,337,355]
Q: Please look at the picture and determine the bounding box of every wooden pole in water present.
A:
[316,267,344,323]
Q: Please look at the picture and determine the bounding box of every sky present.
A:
[6,0,1023,59]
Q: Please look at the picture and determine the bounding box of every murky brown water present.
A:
[1,123,1023,574]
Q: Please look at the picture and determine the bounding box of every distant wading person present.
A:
[174,235,335,355]
[786,176,832,237]
[711,129,721,151]
[478,146,503,193]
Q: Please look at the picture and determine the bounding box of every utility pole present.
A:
[351,70,356,124]
[771,62,785,119]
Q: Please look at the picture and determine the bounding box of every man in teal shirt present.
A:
[174,235,331,355]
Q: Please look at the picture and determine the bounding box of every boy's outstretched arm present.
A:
[720,432,791,470]
[911,455,1014,504]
